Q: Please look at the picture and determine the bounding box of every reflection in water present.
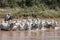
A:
[0,29,60,40]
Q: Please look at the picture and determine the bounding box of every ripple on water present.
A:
[0,29,60,40]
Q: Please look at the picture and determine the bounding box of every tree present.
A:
[0,0,8,8]
[7,0,17,8]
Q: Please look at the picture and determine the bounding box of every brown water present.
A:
[0,29,60,40]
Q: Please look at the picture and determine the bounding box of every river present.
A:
[0,29,60,40]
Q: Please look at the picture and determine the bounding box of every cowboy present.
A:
[5,13,12,21]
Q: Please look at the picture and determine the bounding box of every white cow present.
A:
[20,19,28,30]
[27,18,33,30]
[31,18,39,30]
[12,20,20,31]
[1,21,13,31]
[41,20,48,30]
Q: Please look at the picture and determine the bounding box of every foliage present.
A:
[0,0,60,18]
[0,0,60,9]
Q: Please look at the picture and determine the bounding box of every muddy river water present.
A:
[0,29,60,40]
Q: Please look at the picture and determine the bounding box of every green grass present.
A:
[0,7,60,18]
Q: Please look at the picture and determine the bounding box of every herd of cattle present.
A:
[0,18,59,31]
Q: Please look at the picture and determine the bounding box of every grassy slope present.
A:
[0,7,60,18]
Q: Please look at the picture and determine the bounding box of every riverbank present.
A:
[0,18,60,22]
[0,8,60,18]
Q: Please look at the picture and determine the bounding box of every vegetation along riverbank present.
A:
[0,0,60,18]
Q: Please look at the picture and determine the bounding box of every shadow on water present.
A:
[0,29,60,40]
